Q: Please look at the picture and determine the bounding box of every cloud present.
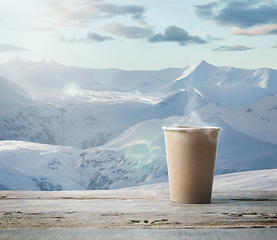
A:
[87,32,114,42]
[148,26,207,45]
[232,24,277,35]
[206,34,224,41]
[45,0,147,27]
[100,22,153,39]
[194,2,218,20]
[32,27,57,31]
[194,1,277,29]
[60,32,114,42]
[212,45,254,51]
[0,44,29,52]
[60,24,210,45]
[268,29,277,35]
[272,44,277,48]
[93,3,145,20]
[59,35,80,43]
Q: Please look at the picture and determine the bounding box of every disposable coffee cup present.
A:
[163,126,221,204]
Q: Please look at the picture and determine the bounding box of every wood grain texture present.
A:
[0,190,277,229]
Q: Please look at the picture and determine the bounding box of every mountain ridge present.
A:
[1,57,277,93]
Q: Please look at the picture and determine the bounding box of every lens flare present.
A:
[65,82,80,96]
[45,58,51,63]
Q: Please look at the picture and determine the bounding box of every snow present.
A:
[0,140,84,190]
[0,76,34,113]
[0,57,276,191]
[123,169,277,191]
[0,161,40,190]
[198,83,277,107]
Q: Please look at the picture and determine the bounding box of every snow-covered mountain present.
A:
[1,115,276,190]
[0,57,183,94]
[0,57,276,191]
[1,57,277,94]
[170,60,277,90]
[0,78,159,148]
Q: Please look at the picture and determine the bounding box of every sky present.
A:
[0,0,277,70]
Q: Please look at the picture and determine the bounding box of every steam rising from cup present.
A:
[178,88,211,127]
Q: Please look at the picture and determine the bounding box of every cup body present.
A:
[163,126,221,204]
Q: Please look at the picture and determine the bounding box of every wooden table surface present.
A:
[0,190,277,239]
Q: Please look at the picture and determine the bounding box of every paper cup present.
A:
[163,126,221,204]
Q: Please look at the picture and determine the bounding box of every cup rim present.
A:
[162,126,222,131]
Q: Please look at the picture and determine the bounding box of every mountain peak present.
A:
[0,57,26,69]
[176,60,214,81]
[8,56,25,64]
[193,60,214,68]
[196,60,207,65]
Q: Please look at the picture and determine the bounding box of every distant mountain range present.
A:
[0,57,276,190]
[1,57,277,93]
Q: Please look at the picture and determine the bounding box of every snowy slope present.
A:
[0,140,84,190]
[219,95,277,144]
[170,60,277,91]
[0,76,34,113]
[89,68,184,93]
[139,89,208,121]
[57,91,157,149]
[0,57,107,92]
[1,138,276,191]
[123,169,277,191]
[0,101,72,145]
[1,115,276,190]
[213,169,277,190]
[213,117,277,174]
[0,161,40,190]
[0,76,161,148]
[180,95,277,144]
[0,76,72,144]
[198,83,277,107]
